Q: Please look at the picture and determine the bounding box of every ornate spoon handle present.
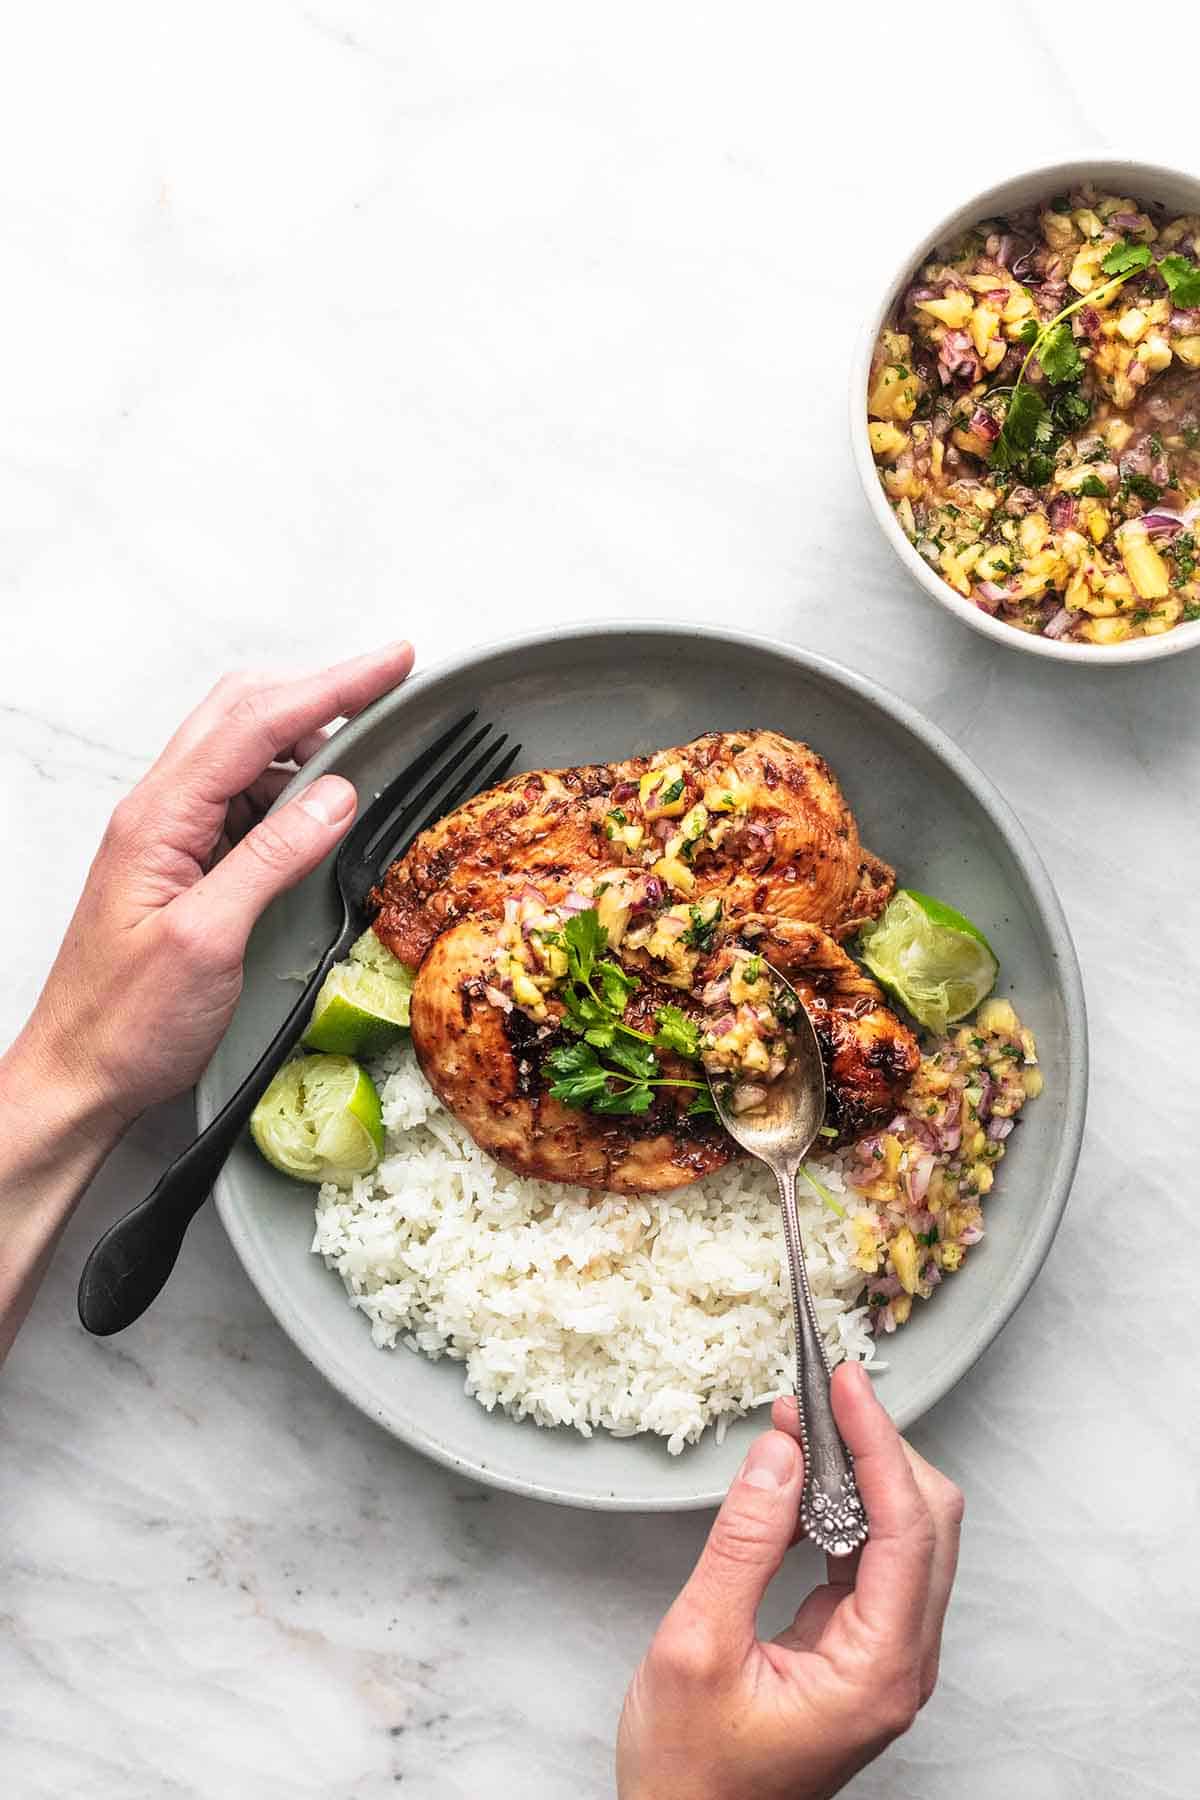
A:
[774,1164,869,1557]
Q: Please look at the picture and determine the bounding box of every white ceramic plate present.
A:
[200,623,1087,1508]
[851,155,1200,665]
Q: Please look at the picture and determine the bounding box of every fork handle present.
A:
[774,1164,869,1557]
[77,916,355,1337]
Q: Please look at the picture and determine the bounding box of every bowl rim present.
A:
[850,152,1200,666]
[204,618,1089,1509]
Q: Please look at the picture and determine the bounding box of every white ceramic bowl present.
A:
[851,155,1200,665]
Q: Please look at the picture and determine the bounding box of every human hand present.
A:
[616,1362,964,1800]
[11,642,413,1132]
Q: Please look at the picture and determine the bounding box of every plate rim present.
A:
[202,618,1089,1510]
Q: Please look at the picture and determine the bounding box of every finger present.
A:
[667,1429,804,1665]
[288,729,330,766]
[165,643,413,800]
[770,1392,864,1576]
[902,1441,964,1701]
[178,775,357,950]
[827,1362,935,1642]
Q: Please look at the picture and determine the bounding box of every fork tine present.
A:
[347,718,493,864]
[368,735,523,874]
[341,709,477,856]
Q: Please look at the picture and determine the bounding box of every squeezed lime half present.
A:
[250,1054,384,1187]
[857,889,998,1033]
[302,930,415,1056]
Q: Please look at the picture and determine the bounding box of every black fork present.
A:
[77,714,520,1337]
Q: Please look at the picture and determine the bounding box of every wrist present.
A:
[1,1013,130,1161]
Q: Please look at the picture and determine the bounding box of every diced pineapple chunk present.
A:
[1142,597,1183,634]
[1118,523,1170,599]
[891,1227,921,1297]
[595,886,632,947]
[868,331,920,422]
[970,305,999,356]
[917,291,973,329]
[851,1216,881,1275]
[976,998,1018,1035]
[653,853,695,895]
[1137,333,1173,374]
[939,551,972,597]
[1073,207,1104,239]
[891,1294,914,1325]
[1117,307,1148,343]
[1079,616,1132,644]
[511,968,544,1010]
[1042,211,1077,250]
[1083,502,1110,544]
[1002,288,1034,324]
[1068,243,1103,293]
[881,1134,902,1180]
[1104,417,1133,453]
[1022,1067,1044,1099]
[640,764,688,817]
[1173,336,1200,368]
[868,422,908,461]
[1019,513,1049,557]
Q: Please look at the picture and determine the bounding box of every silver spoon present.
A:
[708,963,869,1556]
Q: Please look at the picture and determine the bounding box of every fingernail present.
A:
[298,775,355,826]
[847,1361,872,1396]
[741,1432,798,1492]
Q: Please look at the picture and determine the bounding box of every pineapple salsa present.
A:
[868,184,1200,645]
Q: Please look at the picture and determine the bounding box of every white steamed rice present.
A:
[312,1042,880,1454]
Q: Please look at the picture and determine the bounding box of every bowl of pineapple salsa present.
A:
[853,159,1200,660]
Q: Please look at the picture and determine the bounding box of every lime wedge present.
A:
[857,889,998,1033]
[302,930,415,1056]
[250,1054,385,1187]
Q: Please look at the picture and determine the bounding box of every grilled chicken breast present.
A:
[410,918,734,1194]
[377,729,915,1196]
[409,912,919,1192]
[372,730,894,968]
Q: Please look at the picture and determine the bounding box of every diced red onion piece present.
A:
[484,984,513,1014]
[1140,508,1187,536]
[987,1116,1015,1141]
[906,1152,935,1207]
[711,1012,737,1036]
[1043,607,1074,640]
[702,977,731,1008]
[959,1224,985,1247]
[731,1083,768,1114]
[611,780,637,802]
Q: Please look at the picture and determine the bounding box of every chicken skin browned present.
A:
[410,919,735,1195]
[372,730,894,968]
[374,729,916,1196]
[409,912,918,1193]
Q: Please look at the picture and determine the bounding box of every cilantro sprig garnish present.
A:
[988,239,1200,480]
[989,275,1129,476]
[1100,238,1200,307]
[542,910,713,1116]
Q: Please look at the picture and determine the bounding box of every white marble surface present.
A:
[2,3,1198,1794]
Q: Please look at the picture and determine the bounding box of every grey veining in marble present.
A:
[2,3,1198,1796]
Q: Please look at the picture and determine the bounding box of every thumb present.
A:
[190,774,357,947]
[674,1429,804,1658]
